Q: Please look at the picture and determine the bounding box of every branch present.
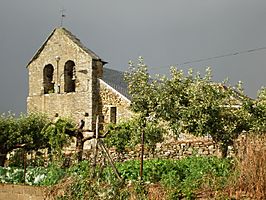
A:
[81,130,111,143]
[14,144,27,148]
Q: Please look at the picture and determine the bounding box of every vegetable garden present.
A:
[0,58,265,199]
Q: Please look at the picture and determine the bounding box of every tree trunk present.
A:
[220,144,228,158]
[0,152,7,166]
[76,132,84,162]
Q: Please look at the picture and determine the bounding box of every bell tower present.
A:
[27,27,105,129]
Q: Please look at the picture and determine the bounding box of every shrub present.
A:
[0,167,24,184]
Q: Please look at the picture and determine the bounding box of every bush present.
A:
[105,116,164,154]
[0,167,24,184]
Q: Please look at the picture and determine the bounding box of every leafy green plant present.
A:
[42,117,74,160]
[41,164,65,186]
[0,113,49,166]
[105,121,132,153]
[0,167,24,184]
[125,58,253,157]
[25,167,47,185]
[67,160,90,179]
[250,87,266,132]
[105,116,164,155]
[0,156,234,199]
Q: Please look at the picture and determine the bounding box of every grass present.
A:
[227,133,266,199]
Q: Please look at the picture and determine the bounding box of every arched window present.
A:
[43,64,54,94]
[64,60,76,93]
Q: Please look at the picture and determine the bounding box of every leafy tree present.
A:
[125,58,251,157]
[0,113,85,166]
[42,117,113,162]
[41,117,74,160]
[105,116,164,155]
[249,87,266,132]
[0,113,48,166]
[125,58,159,117]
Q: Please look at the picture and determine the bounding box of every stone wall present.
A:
[27,92,91,123]
[0,184,46,200]
[27,28,94,97]
[99,79,132,125]
[82,138,221,163]
[27,27,132,129]
[27,28,104,129]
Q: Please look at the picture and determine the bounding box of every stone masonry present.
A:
[99,79,131,125]
[27,27,131,130]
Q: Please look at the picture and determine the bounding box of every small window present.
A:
[110,106,117,124]
[64,60,75,93]
[43,64,54,94]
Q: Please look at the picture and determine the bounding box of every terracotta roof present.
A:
[27,27,103,67]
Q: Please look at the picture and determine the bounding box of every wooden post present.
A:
[92,116,99,177]
[99,140,122,182]
[94,115,99,163]
[140,130,144,180]
[23,149,27,183]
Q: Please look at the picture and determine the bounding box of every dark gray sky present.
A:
[1,0,266,114]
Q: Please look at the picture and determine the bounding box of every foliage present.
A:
[104,121,132,153]
[105,116,164,153]
[67,160,90,179]
[41,117,75,159]
[0,164,64,186]
[113,156,231,182]
[0,167,24,184]
[0,112,48,150]
[0,156,233,199]
[100,156,232,199]
[250,87,266,132]
[125,57,253,157]
[46,161,132,200]
[41,164,66,186]
[6,148,25,168]
[17,113,49,150]
[125,58,158,116]
[8,148,47,168]
[0,112,77,166]
[0,112,49,166]
[25,167,48,185]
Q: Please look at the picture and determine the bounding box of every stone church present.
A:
[27,27,131,130]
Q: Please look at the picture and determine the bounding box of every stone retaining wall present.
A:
[0,184,46,200]
[82,138,223,163]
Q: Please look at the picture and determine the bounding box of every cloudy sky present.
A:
[1,0,266,114]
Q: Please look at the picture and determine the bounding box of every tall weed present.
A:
[231,134,266,199]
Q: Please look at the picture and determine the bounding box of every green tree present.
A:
[249,87,266,132]
[0,113,48,166]
[41,117,74,160]
[105,116,164,154]
[125,58,251,157]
